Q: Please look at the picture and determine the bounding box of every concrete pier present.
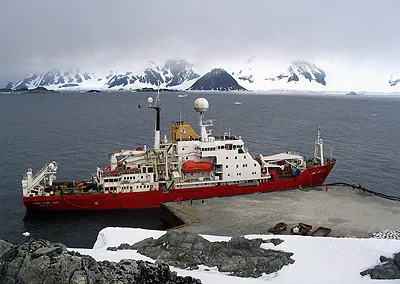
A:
[165,185,400,238]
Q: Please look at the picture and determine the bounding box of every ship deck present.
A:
[164,185,400,238]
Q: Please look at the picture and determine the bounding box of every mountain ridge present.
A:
[7,58,400,93]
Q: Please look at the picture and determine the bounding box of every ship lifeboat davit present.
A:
[182,160,213,173]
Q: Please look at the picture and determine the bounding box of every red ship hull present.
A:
[23,160,335,211]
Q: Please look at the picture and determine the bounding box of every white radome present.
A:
[194,98,209,113]
[147,97,153,104]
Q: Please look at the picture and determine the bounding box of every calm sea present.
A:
[0,91,399,247]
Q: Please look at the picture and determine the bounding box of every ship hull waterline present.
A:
[23,162,335,211]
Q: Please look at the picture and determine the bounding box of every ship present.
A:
[21,92,336,211]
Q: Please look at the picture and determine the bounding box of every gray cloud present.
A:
[1,0,399,84]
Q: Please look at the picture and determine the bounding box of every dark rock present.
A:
[389,78,400,86]
[188,68,246,91]
[117,243,132,250]
[380,255,391,263]
[395,252,400,267]
[361,252,400,279]
[59,83,79,88]
[0,239,201,284]
[268,238,284,246]
[133,230,294,278]
[131,237,155,250]
[0,240,13,258]
[106,246,117,251]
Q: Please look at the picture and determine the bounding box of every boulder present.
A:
[132,230,293,278]
[361,252,400,279]
[0,239,201,284]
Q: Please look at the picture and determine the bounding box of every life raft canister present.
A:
[181,160,213,173]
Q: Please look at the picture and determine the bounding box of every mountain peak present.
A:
[389,74,400,86]
[189,68,246,91]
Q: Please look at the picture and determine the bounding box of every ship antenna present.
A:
[148,81,161,150]
[194,98,210,141]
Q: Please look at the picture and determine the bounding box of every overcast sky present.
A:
[1,0,399,85]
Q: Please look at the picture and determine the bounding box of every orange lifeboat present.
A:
[182,160,213,173]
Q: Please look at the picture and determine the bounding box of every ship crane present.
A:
[22,161,58,196]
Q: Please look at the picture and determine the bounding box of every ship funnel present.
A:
[148,87,161,150]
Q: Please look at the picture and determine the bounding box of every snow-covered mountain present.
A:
[11,58,200,91]
[12,69,114,90]
[106,59,200,90]
[232,60,328,92]
[8,57,400,93]
[189,68,246,91]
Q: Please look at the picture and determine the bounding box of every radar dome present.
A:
[194,98,209,113]
[147,97,153,103]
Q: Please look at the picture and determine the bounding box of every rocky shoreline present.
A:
[109,231,293,278]
[1,230,400,283]
[0,239,200,284]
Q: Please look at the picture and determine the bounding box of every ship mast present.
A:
[314,127,324,166]
[194,98,211,142]
[148,83,161,150]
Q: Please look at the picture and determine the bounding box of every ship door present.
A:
[160,183,168,193]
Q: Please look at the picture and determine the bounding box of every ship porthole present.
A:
[95,201,99,206]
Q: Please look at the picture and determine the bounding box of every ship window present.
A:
[235,156,237,159]
[143,167,147,173]
[244,156,246,159]
[148,167,153,173]
[233,145,236,150]
[221,145,225,149]
[254,163,256,166]
[226,165,228,168]
[182,147,185,151]
[228,174,230,176]
[217,146,220,149]
[236,165,239,168]
[141,176,143,179]
[226,157,228,159]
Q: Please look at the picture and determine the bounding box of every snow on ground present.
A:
[71,227,400,284]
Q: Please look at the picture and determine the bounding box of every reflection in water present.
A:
[23,208,169,248]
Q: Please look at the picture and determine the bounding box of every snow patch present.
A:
[71,227,400,284]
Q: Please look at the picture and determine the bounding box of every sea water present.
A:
[0,91,399,247]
